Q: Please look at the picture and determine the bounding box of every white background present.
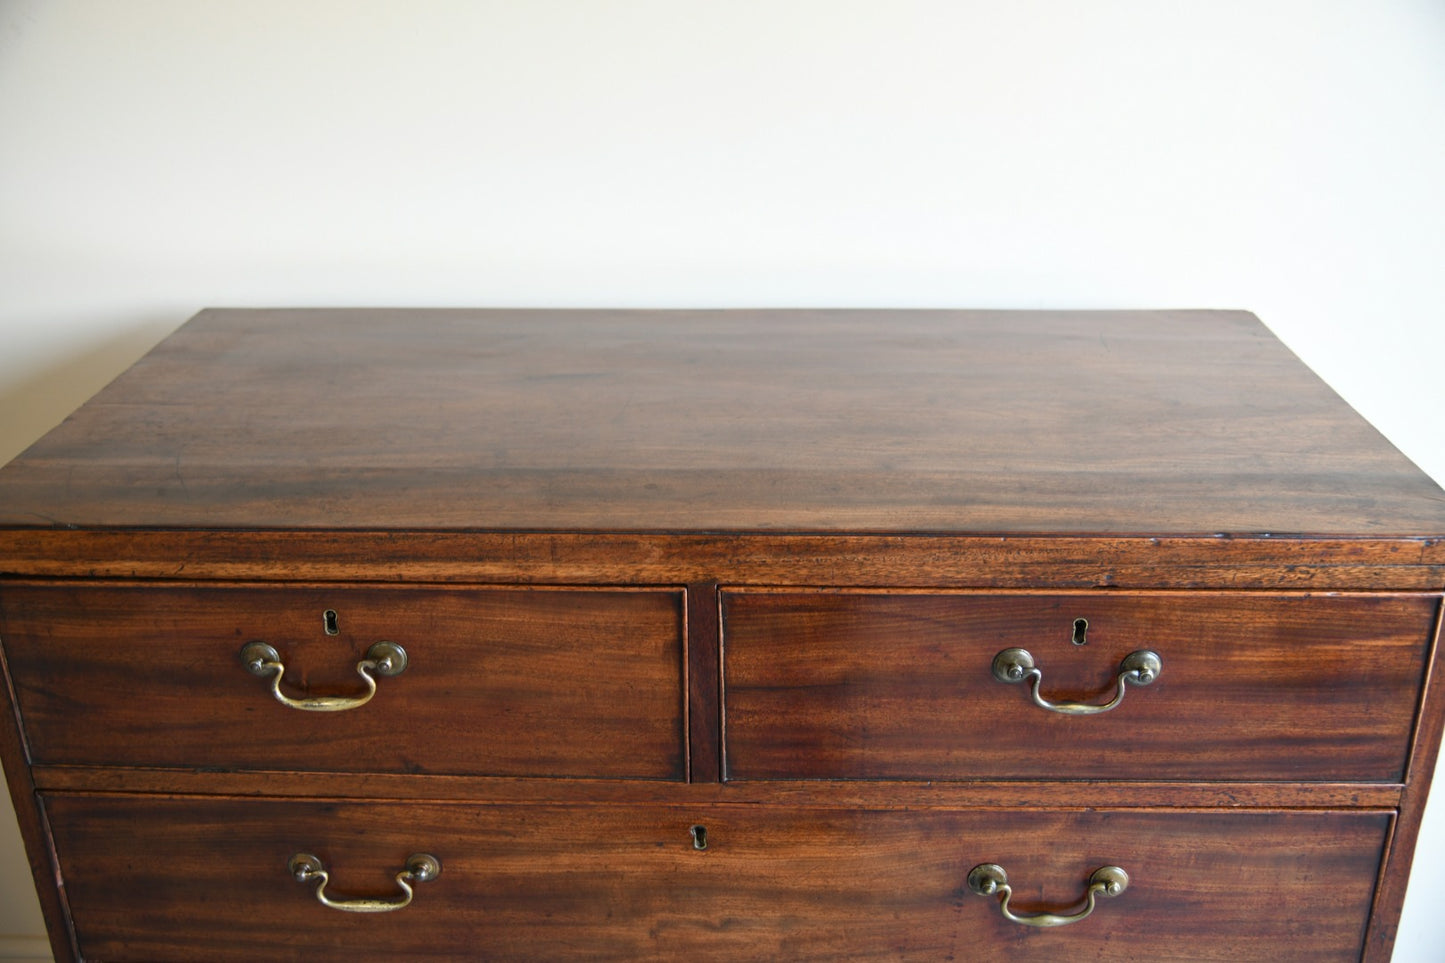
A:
[1,2,1442,959]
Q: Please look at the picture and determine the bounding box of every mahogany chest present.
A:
[1,309,1442,961]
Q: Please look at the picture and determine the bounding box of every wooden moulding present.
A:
[0,530,1442,590]
[25,767,1406,811]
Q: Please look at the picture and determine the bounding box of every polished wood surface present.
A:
[722,590,1437,782]
[0,309,1441,535]
[1366,600,1445,955]
[47,795,1389,963]
[4,530,1443,589]
[686,582,722,782]
[1,583,685,779]
[0,638,77,963]
[1,309,1442,961]
[25,769,1408,811]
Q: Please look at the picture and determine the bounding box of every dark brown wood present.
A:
[26,767,1407,810]
[45,794,1391,962]
[0,648,80,962]
[1364,598,1445,960]
[723,590,1436,782]
[686,582,722,782]
[2,530,1442,590]
[0,309,1442,961]
[0,583,686,779]
[0,309,1441,537]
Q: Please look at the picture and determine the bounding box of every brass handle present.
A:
[968,863,1128,927]
[990,647,1160,715]
[241,641,408,711]
[289,852,440,913]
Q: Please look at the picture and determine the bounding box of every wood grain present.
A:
[1,309,1442,961]
[25,767,1406,810]
[1,530,1442,590]
[0,309,1441,537]
[1364,598,1445,959]
[0,646,79,962]
[1,583,686,779]
[46,794,1390,962]
[686,582,722,782]
[722,590,1438,782]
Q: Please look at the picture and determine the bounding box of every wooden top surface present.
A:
[0,308,1441,536]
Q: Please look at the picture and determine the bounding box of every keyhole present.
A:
[690,825,708,851]
[323,610,340,636]
[1072,618,1088,645]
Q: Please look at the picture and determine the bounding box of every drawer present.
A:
[722,590,1437,781]
[0,583,684,779]
[45,794,1387,962]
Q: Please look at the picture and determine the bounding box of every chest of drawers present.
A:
[1,308,1442,961]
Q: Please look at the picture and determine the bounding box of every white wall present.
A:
[1,1,1442,958]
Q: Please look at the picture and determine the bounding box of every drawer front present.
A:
[1,583,684,779]
[722,590,1437,781]
[46,794,1387,962]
